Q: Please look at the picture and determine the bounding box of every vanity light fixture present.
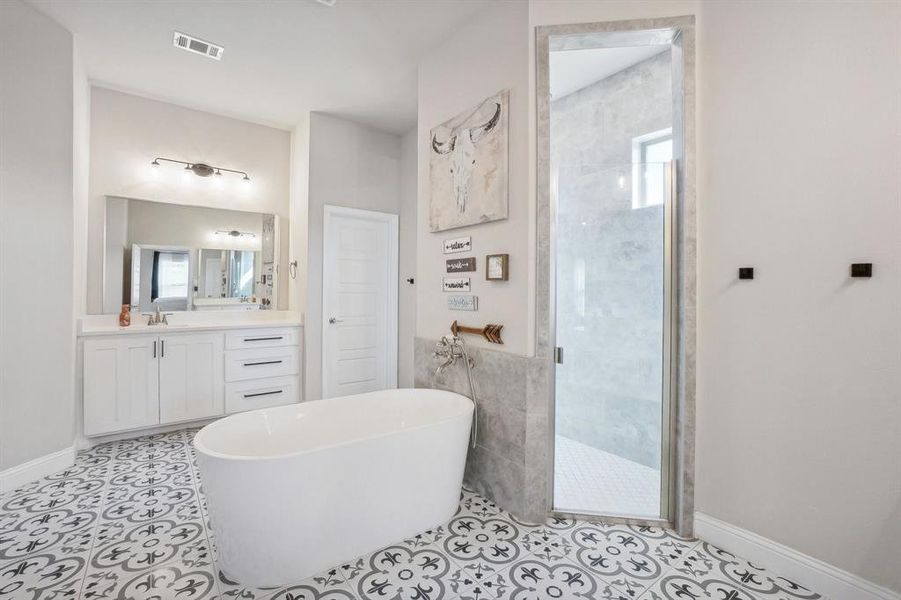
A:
[150,157,250,183]
[215,229,256,239]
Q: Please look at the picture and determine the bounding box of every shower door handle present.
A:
[555,347,563,364]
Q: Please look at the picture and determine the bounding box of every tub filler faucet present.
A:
[433,335,478,447]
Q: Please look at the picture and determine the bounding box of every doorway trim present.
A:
[535,16,697,536]
[320,204,399,399]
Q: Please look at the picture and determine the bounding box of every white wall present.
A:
[103,197,129,312]
[417,0,532,356]
[73,41,90,317]
[0,0,75,470]
[289,114,311,315]
[72,45,90,459]
[86,87,291,313]
[694,2,901,592]
[530,0,901,593]
[398,129,418,387]
[304,113,407,401]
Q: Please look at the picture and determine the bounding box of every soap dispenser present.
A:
[118,304,131,327]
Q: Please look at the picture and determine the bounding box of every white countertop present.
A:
[78,311,303,337]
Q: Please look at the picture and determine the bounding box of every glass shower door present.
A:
[552,161,674,520]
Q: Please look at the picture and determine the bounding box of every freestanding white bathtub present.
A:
[193,388,473,587]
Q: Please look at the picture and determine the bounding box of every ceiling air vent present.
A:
[173,31,223,61]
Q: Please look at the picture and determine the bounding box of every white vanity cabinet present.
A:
[81,324,302,437]
[158,333,224,425]
[223,328,301,413]
[83,335,160,436]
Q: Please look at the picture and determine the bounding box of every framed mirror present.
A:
[102,197,280,314]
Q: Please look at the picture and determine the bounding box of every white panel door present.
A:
[322,206,398,399]
[158,333,224,424]
[83,335,159,436]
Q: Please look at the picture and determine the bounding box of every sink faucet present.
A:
[142,304,172,325]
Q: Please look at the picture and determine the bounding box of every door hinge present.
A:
[554,346,563,364]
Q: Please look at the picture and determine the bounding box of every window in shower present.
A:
[549,32,678,520]
[633,128,673,209]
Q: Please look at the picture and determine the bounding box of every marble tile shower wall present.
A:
[550,49,672,468]
[414,338,550,523]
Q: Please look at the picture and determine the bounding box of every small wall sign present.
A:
[443,277,471,292]
[447,295,478,311]
[486,254,509,281]
[443,236,472,254]
[446,257,477,273]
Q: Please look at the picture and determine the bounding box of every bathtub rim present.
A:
[193,389,474,462]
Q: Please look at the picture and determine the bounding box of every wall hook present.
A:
[850,263,872,278]
[406,278,415,284]
[738,267,754,280]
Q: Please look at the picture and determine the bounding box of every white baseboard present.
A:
[77,417,218,451]
[695,512,900,600]
[0,446,76,494]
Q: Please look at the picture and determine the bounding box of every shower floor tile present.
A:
[554,434,661,517]
[0,428,824,600]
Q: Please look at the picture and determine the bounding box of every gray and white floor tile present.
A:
[0,428,824,600]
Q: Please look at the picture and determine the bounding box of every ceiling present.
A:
[29,0,492,134]
[550,45,669,100]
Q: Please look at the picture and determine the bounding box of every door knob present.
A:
[328,317,343,324]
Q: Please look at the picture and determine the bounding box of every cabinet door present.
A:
[158,333,224,424]
[84,335,159,436]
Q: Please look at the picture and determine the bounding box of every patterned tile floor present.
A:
[0,428,825,600]
[554,435,660,517]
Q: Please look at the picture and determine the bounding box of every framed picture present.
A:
[486,254,509,281]
[429,90,509,232]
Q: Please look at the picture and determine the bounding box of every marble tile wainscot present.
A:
[414,337,550,523]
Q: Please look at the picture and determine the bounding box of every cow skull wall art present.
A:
[429,89,509,232]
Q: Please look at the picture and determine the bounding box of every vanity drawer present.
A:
[225,347,299,382]
[225,327,299,350]
[225,376,299,413]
